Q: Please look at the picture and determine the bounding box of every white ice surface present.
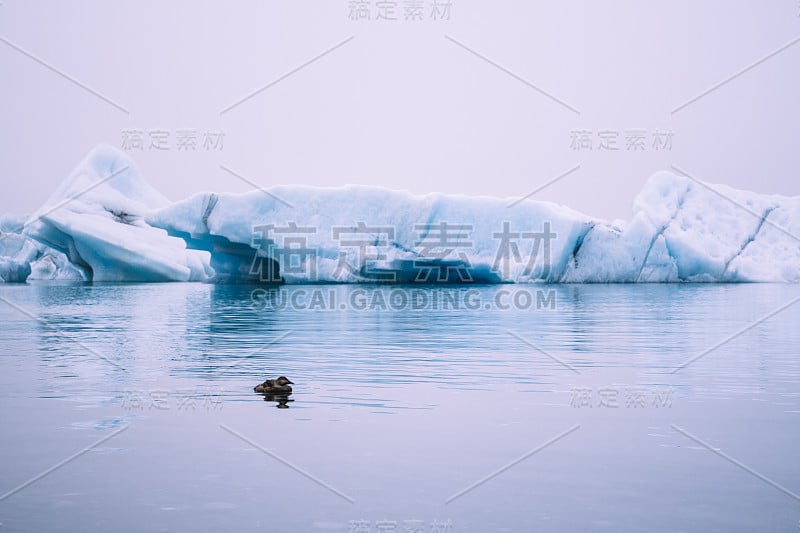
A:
[2,146,798,283]
[19,146,212,282]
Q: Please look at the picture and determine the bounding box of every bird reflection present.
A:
[261,393,293,408]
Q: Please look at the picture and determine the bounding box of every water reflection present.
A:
[3,282,800,400]
[2,282,800,531]
[261,393,294,408]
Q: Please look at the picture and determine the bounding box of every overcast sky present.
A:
[1,1,798,221]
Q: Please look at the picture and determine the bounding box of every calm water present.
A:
[0,282,799,532]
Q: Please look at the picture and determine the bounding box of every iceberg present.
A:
[2,145,798,283]
[1,215,84,282]
[18,146,212,282]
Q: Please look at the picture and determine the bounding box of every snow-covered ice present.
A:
[17,146,212,282]
[1,145,798,283]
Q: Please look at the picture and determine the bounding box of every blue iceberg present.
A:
[2,145,798,283]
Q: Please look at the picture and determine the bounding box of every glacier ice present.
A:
[1,145,799,284]
[18,146,212,282]
[1,215,84,282]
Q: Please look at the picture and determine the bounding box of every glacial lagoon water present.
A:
[0,282,799,532]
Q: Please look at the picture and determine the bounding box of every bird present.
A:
[254,376,294,394]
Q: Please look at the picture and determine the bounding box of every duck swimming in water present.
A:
[254,376,294,394]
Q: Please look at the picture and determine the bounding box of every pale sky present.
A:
[1,1,798,221]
